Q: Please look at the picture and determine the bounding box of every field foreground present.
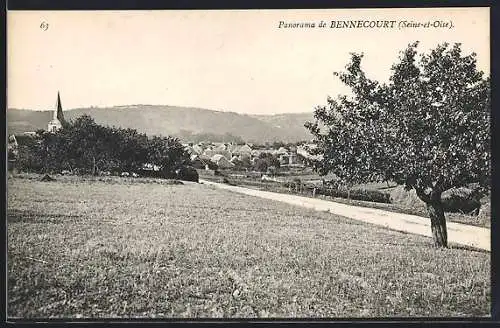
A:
[7,176,490,318]
[200,180,490,251]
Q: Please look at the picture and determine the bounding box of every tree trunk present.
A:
[415,187,448,248]
[426,200,448,248]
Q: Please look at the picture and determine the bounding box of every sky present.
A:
[7,8,490,115]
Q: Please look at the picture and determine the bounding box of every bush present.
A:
[283,178,302,188]
[350,188,391,203]
[253,153,280,172]
[478,198,490,220]
[315,186,391,204]
[267,166,278,176]
[442,187,482,215]
[137,169,160,178]
[8,160,16,172]
[175,166,199,183]
[221,177,236,185]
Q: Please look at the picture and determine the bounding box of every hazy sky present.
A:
[8,8,489,114]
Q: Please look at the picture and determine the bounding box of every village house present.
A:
[190,154,213,170]
[233,144,252,158]
[211,154,235,169]
[192,144,204,155]
[184,141,320,172]
[203,148,232,161]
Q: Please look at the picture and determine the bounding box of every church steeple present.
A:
[48,91,65,132]
[56,91,65,123]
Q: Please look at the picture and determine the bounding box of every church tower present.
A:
[47,91,65,132]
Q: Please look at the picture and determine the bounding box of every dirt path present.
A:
[200,179,490,252]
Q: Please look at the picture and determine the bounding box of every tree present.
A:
[272,141,286,149]
[146,136,190,177]
[117,128,149,172]
[254,152,281,173]
[56,115,118,174]
[305,42,490,248]
[231,156,252,171]
[16,132,46,173]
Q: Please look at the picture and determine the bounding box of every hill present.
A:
[7,105,315,143]
[251,112,314,134]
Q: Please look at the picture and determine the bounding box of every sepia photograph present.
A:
[6,7,491,319]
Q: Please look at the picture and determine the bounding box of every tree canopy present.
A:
[305,42,490,247]
[16,115,190,176]
[253,152,281,173]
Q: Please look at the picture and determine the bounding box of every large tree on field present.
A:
[305,42,490,248]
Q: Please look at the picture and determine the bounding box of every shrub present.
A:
[284,178,302,188]
[315,186,391,204]
[442,187,482,215]
[267,166,278,176]
[175,166,199,183]
[8,160,16,172]
[221,177,236,185]
[214,170,225,176]
[478,198,490,220]
[40,174,56,182]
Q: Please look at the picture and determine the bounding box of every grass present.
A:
[7,175,490,318]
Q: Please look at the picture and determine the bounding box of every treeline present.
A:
[227,152,282,173]
[175,129,309,148]
[176,130,245,144]
[14,115,190,177]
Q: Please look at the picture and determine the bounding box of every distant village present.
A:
[184,141,318,171]
[8,92,321,175]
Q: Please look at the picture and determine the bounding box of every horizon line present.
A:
[7,104,315,116]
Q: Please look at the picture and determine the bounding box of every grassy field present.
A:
[7,175,490,318]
